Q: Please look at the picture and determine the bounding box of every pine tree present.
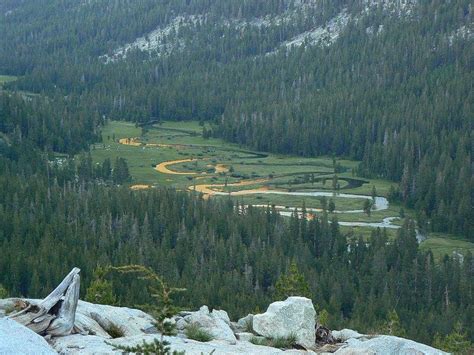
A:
[433,322,473,354]
[108,265,185,336]
[85,267,117,305]
[274,261,311,300]
[363,199,373,216]
[381,310,406,337]
[328,199,336,213]
[0,284,8,298]
[113,157,131,184]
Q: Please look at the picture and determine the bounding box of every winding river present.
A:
[192,182,402,229]
[120,140,424,241]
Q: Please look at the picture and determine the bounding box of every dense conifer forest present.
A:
[0,0,472,349]
[1,93,473,345]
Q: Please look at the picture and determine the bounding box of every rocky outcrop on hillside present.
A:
[0,296,448,354]
[102,0,424,62]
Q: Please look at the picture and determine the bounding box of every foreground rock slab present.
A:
[334,334,448,355]
[0,296,449,355]
[332,329,364,342]
[76,300,156,337]
[52,333,313,354]
[0,317,57,355]
[253,296,316,349]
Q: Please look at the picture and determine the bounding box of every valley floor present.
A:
[87,120,473,257]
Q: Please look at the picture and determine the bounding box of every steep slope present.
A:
[101,0,421,61]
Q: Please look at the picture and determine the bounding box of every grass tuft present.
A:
[250,336,267,346]
[105,323,125,338]
[271,333,298,349]
[185,323,213,342]
[250,333,298,349]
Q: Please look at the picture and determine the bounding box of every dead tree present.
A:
[8,268,80,337]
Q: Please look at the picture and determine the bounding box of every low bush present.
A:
[185,324,213,342]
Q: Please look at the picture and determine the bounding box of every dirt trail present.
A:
[155,159,197,175]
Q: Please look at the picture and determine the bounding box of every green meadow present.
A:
[420,234,474,261]
[89,120,466,257]
[0,75,17,86]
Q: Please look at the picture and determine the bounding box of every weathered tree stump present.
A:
[8,268,80,337]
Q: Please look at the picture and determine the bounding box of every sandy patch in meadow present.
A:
[119,137,141,146]
[130,184,151,190]
[214,164,229,174]
[155,159,197,175]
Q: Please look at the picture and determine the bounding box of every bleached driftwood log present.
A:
[8,268,80,337]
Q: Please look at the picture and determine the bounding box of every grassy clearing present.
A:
[341,226,398,241]
[0,75,17,86]
[93,121,363,191]
[92,120,406,219]
[420,234,474,260]
[232,194,369,211]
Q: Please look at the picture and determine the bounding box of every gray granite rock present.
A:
[0,317,57,355]
[236,332,256,342]
[332,329,364,342]
[185,305,237,344]
[253,297,316,349]
[76,300,155,337]
[0,299,448,355]
[236,313,254,331]
[52,333,289,354]
[335,335,448,355]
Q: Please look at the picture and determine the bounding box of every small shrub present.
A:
[109,339,184,355]
[85,270,117,306]
[250,336,267,346]
[318,309,329,327]
[185,324,213,342]
[271,333,298,349]
[106,264,185,351]
[105,323,125,339]
[3,305,15,315]
[0,284,8,299]
[244,320,254,333]
[250,334,297,349]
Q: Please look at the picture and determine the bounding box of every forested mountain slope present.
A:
[2,0,471,239]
